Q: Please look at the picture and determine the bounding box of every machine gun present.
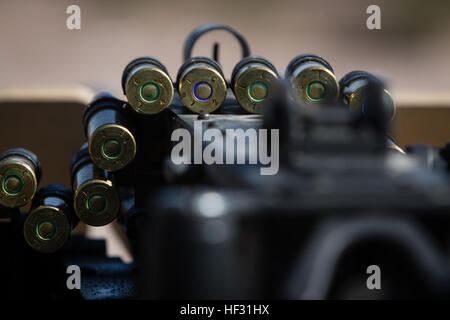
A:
[1,24,449,300]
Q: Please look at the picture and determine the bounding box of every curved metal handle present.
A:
[183,23,251,62]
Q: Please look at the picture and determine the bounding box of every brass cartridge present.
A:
[84,92,136,172]
[339,71,395,121]
[122,57,174,115]
[24,184,77,253]
[231,56,278,113]
[177,57,227,114]
[285,54,339,106]
[0,148,41,208]
[71,147,120,226]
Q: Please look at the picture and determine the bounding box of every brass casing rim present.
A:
[0,159,37,208]
[178,63,227,114]
[233,64,278,114]
[88,123,136,172]
[288,61,339,105]
[74,179,119,226]
[125,64,174,115]
[345,79,396,121]
[24,205,71,253]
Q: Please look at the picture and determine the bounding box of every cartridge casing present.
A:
[231,56,278,113]
[24,184,76,253]
[0,148,41,208]
[285,54,339,106]
[122,57,174,115]
[71,147,120,226]
[339,71,395,121]
[84,92,136,172]
[177,57,227,114]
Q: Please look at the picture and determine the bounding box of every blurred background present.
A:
[0,0,449,262]
[1,0,450,94]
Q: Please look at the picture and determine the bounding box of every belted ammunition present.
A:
[339,71,395,120]
[231,56,278,113]
[285,54,339,106]
[0,148,41,208]
[176,57,227,114]
[122,57,174,115]
[71,146,120,226]
[84,92,136,172]
[24,184,77,253]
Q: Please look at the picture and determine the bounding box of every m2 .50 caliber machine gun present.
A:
[1,24,449,300]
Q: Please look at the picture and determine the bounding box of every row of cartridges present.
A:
[0,53,398,254]
[122,54,395,118]
[0,146,121,254]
